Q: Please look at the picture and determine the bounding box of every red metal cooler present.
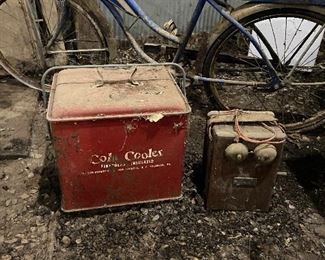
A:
[47,65,191,212]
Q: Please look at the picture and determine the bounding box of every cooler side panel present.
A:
[50,115,188,211]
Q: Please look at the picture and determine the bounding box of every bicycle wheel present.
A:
[203,4,325,131]
[0,0,112,91]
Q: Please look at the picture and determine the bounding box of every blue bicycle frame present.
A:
[101,0,325,86]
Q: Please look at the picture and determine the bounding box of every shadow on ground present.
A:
[287,155,325,217]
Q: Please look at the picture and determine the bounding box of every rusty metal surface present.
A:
[47,66,190,122]
[207,110,277,123]
[204,111,286,211]
[48,66,190,212]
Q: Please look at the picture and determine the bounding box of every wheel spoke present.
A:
[205,8,325,130]
[283,17,288,63]
[241,32,270,74]
[300,47,321,67]
[285,23,319,66]
[284,19,304,59]
[0,0,109,92]
[252,24,282,70]
[268,18,279,58]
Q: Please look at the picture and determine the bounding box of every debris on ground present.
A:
[0,48,324,259]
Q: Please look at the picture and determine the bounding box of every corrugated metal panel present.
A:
[100,0,242,40]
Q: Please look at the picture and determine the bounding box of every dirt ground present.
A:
[0,81,38,159]
[1,48,325,260]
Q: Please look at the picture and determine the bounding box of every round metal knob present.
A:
[225,143,249,163]
[254,144,277,164]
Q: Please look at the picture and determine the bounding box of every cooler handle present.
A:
[41,63,187,106]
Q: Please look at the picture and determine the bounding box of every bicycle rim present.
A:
[203,7,325,129]
[0,0,109,92]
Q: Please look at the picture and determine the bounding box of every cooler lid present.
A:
[47,66,191,122]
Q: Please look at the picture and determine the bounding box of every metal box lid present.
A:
[47,66,191,122]
[212,125,286,140]
[207,110,286,140]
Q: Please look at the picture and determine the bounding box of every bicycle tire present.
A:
[203,3,325,132]
[0,0,113,92]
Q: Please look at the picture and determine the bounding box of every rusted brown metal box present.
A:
[47,65,191,212]
[204,111,286,211]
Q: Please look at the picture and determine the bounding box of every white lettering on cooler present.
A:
[90,149,164,166]
[124,149,163,161]
[90,153,114,165]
